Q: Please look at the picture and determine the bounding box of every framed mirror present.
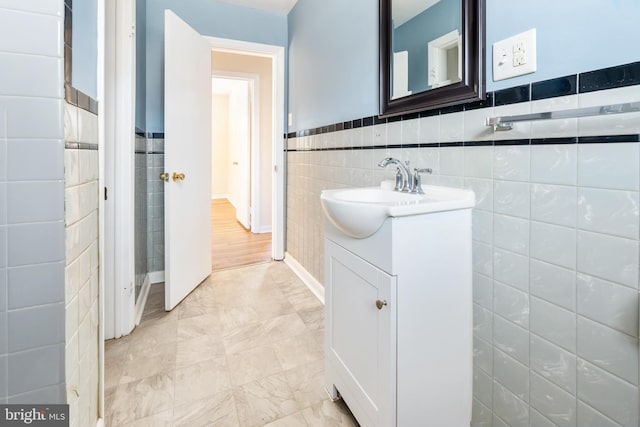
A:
[379,0,485,117]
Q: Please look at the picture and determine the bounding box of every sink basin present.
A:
[320,184,475,238]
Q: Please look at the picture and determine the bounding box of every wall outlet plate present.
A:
[493,28,537,81]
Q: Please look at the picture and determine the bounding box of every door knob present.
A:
[159,172,169,182]
[172,172,186,182]
[232,161,239,165]
[375,299,388,310]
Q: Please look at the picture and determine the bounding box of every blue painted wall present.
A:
[287,0,377,132]
[286,0,640,131]
[136,0,147,131]
[72,0,98,99]
[394,0,461,94]
[144,0,288,132]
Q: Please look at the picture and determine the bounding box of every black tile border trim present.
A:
[285,134,639,152]
[285,61,640,141]
[65,84,98,115]
[65,142,98,150]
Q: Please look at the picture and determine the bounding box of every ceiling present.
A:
[218,0,299,14]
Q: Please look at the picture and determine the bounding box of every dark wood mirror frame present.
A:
[379,0,486,117]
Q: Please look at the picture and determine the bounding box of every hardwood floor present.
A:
[212,199,272,271]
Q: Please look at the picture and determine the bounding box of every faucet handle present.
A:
[412,168,433,194]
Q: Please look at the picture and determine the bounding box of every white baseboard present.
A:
[212,194,229,200]
[284,252,324,304]
[135,274,151,326]
[254,226,272,234]
[149,270,165,284]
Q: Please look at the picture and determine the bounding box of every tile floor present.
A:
[105,261,359,426]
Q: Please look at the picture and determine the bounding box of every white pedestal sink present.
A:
[322,183,475,427]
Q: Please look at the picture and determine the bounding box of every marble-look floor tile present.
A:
[234,373,301,427]
[274,332,323,370]
[227,344,284,386]
[285,359,326,408]
[105,261,359,427]
[119,343,176,384]
[173,390,239,427]
[107,372,174,426]
[302,400,359,427]
[113,410,173,427]
[177,312,222,342]
[297,306,324,331]
[174,356,231,406]
[263,410,310,427]
[176,334,226,369]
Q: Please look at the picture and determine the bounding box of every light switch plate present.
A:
[493,28,537,81]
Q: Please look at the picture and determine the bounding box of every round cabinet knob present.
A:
[375,299,388,310]
[172,172,186,182]
[159,172,169,182]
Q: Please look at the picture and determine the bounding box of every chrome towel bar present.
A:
[486,101,640,131]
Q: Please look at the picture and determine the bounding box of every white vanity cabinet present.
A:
[324,206,473,427]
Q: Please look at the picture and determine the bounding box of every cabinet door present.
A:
[325,241,396,427]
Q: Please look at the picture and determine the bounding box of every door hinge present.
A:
[104,187,108,200]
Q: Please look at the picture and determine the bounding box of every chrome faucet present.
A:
[377,157,432,193]
[378,157,412,192]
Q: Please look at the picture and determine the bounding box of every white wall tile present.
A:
[473,303,492,343]
[492,103,531,142]
[577,273,638,337]
[473,273,492,309]
[493,214,529,255]
[0,8,61,56]
[493,381,529,427]
[440,146,464,176]
[577,359,639,427]
[0,53,62,98]
[464,107,494,142]
[439,111,464,142]
[530,297,576,352]
[530,408,560,427]
[531,184,577,227]
[577,401,623,427]
[0,97,63,139]
[530,259,576,311]
[0,1,62,15]
[493,145,530,182]
[493,180,529,218]
[474,368,493,407]
[419,115,439,144]
[530,144,577,185]
[472,209,493,244]
[472,398,492,427]
[493,349,529,401]
[531,95,579,139]
[578,143,639,191]
[577,316,638,385]
[472,241,492,277]
[577,230,638,289]
[493,281,529,328]
[530,334,576,394]
[465,146,494,179]
[577,187,639,239]
[530,372,577,427]
[474,335,493,375]
[465,178,493,211]
[493,248,529,292]
[493,313,529,366]
[8,140,64,181]
[530,221,577,270]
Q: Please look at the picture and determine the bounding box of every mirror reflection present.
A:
[391,0,462,100]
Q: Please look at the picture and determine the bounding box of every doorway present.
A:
[211,73,272,270]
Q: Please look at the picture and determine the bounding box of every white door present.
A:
[226,79,251,229]
[164,10,212,310]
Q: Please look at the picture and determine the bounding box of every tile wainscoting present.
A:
[285,64,640,427]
